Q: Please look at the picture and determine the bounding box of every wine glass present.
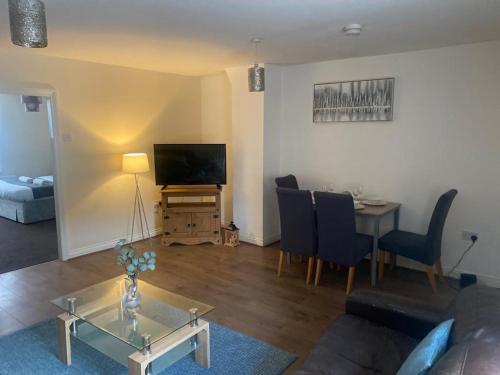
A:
[352,185,363,201]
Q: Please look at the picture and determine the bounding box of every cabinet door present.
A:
[165,212,191,237]
[191,212,215,237]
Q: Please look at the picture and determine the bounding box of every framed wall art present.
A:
[313,77,394,122]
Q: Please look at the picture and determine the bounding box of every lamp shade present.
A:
[122,153,150,174]
[248,64,265,92]
[8,0,48,48]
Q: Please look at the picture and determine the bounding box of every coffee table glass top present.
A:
[51,276,213,350]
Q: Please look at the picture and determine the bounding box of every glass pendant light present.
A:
[8,0,48,48]
[248,38,265,92]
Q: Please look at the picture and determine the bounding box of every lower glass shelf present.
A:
[73,320,196,373]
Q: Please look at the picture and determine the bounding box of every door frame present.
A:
[0,81,68,260]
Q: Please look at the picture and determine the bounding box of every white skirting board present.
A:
[67,227,163,260]
[239,232,280,247]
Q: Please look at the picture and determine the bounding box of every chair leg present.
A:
[336,264,341,272]
[378,250,385,281]
[277,251,285,277]
[306,257,314,285]
[315,259,323,286]
[389,254,397,270]
[329,261,334,270]
[425,266,437,293]
[299,255,304,263]
[346,266,356,295]
[435,259,445,283]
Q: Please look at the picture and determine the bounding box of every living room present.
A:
[0,1,499,374]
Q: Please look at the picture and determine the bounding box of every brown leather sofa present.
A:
[294,285,500,374]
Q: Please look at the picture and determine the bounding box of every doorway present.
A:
[0,92,61,273]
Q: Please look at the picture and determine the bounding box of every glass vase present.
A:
[123,275,142,308]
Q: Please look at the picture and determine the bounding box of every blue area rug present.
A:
[0,320,295,375]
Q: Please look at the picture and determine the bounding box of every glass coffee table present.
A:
[51,276,213,375]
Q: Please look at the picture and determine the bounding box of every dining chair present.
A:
[275,174,299,189]
[313,191,373,294]
[378,189,458,293]
[276,187,317,284]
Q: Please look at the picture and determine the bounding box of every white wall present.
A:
[0,48,202,259]
[279,40,500,285]
[213,65,283,246]
[0,94,53,177]
[225,67,265,245]
[262,65,283,244]
[200,72,233,224]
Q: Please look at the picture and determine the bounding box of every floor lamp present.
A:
[122,153,153,248]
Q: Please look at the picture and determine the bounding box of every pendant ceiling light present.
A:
[8,0,48,48]
[21,95,42,112]
[248,38,265,92]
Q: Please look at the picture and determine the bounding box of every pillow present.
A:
[37,175,53,183]
[397,319,454,375]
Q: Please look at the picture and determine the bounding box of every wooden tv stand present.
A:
[161,186,222,246]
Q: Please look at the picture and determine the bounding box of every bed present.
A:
[0,176,55,224]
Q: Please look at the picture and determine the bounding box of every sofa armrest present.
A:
[345,289,446,339]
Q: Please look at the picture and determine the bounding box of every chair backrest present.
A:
[314,191,359,265]
[275,174,299,189]
[276,187,316,256]
[426,189,458,259]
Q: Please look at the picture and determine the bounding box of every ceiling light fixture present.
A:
[8,0,48,48]
[342,24,362,36]
[248,37,265,92]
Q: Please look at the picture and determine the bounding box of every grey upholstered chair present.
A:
[276,187,317,284]
[313,192,373,294]
[378,189,458,293]
[275,174,299,189]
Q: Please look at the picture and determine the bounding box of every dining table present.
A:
[290,191,402,287]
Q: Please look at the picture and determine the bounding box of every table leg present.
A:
[370,218,380,287]
[286,253,291,264]
[394,208,400,230]
[195,325,210,368]
[57,313,75,366]
[128,357,147,375]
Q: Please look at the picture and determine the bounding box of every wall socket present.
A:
[462,230,479,242]
[154,202,160,214]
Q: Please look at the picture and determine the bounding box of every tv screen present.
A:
[154,144,226,186]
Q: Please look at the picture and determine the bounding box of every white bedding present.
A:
[38,175,53,183]
[0,180,34,202]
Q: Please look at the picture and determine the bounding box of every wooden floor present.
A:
[0,238,458,373]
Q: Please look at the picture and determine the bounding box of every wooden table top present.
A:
[355,202,401,217]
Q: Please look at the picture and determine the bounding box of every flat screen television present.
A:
[154,144,226,186]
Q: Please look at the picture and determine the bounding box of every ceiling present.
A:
[1,0,500,76]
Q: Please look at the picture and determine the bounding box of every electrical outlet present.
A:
[462,231,479,242]
[154,202,160,214]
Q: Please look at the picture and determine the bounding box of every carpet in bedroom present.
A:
[0,217,58,274]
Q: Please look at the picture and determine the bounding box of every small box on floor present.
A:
[222,221,240,247]
[460,273,477,288]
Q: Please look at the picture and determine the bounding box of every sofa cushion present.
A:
[428,340,500,374]
[449,285,500,345]
[294,314,418,375]
[397,319,454,375]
